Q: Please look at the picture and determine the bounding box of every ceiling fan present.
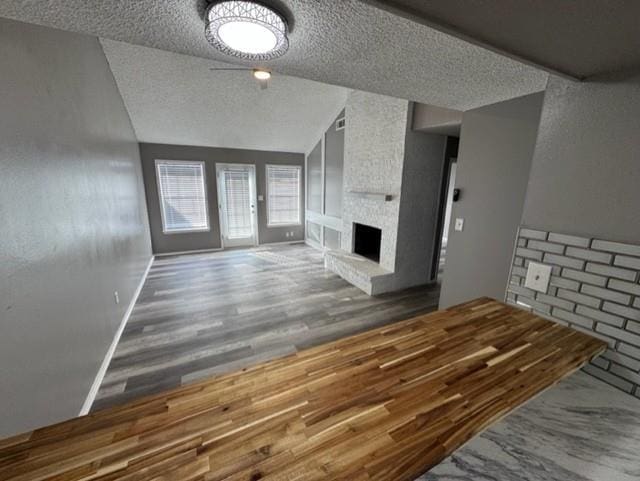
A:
[209,67,272,89]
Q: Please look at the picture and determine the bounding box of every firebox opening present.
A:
[353,223,382,263]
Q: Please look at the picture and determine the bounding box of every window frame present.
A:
[266,164,302,227]
[155,159,210,235]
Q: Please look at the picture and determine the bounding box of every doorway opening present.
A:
[431,136,459,281]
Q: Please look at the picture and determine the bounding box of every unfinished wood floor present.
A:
[94,244,441,410]
[0,299,606,481]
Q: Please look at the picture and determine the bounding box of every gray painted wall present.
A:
[396,105,448,286]
[412,103,462,136]
[139,143,305,254]
[439,92,544,308]
[324,109,345,218]
[521,74,640,243]
[304,108,345,249]
[306,140,323,214]
[0,19,152,437]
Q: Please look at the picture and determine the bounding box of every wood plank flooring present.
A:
[94,244,441,410]
[0,298,606,481]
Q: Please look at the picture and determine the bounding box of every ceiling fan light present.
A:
[253,69,271,80]
[206,1,289,61]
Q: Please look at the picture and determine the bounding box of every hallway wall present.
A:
[439,92,544,308]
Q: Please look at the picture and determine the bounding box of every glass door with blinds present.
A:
[215,163,258,248]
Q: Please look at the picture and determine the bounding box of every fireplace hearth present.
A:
[353,223,382,263]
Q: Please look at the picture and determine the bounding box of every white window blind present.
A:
[267,165,301,226]
[222,168,253,239]
[156,160,209,233]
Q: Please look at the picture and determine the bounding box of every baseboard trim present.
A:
[259,240,305,246]
[154,247,223,257]
[79,255,154,416]
[154,242,304,257]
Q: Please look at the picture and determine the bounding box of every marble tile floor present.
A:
[421,371,640,481]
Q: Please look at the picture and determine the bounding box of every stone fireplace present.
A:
[324,90,447,295]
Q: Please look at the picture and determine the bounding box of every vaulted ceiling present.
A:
[0,0,549,111]
[101,39,347,153]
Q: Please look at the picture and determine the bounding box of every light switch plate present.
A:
[454,218,464,232]
[258,195,264,201]
[524,262,552,293]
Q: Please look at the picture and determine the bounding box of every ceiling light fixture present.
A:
[253,69,271,80]
[205,1,289,61]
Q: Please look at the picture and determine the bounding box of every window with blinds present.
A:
[155,160,209,233]
[267,165,301,226]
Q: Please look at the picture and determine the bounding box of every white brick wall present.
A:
[507,227,640,399]
[341,90,407,273]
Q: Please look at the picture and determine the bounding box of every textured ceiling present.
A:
[0,0,548,110]
[101,39,348,153]
[364,0,640,79]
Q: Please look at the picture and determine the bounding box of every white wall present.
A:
[341,91,408,271]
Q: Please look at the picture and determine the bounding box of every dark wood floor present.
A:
[93,244,441,411]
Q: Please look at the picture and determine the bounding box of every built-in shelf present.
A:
[346,191,393,202]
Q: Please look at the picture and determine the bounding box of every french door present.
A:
[216,164,258,248]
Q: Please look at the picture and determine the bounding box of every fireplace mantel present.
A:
[346,191,393,202]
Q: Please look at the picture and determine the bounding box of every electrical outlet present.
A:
[524,262,552,293]
[114,291,120,304]
[454,218,464,232]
